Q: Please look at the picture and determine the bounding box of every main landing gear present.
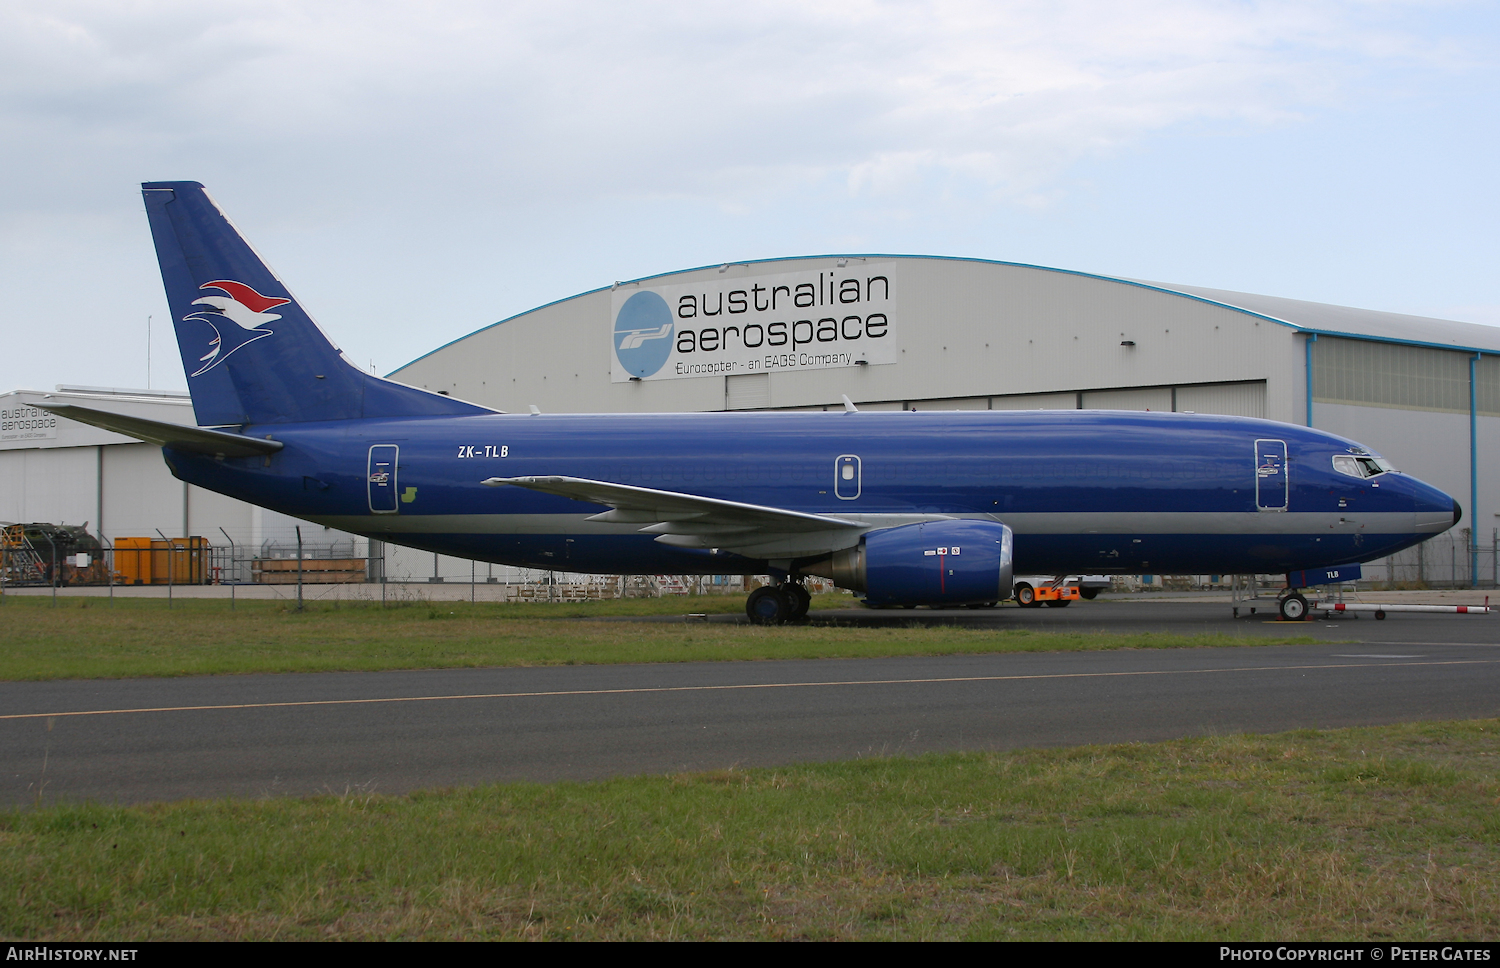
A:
[746,581,812,625]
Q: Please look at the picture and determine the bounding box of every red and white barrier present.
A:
[1316,596,1492,617]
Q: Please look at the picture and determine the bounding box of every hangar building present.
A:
[392,255,1500,585]
[5,255,1496,587]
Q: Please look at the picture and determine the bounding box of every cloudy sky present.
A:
[2,0,1496,393]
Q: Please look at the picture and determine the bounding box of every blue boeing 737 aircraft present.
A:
[43,182,1459,624]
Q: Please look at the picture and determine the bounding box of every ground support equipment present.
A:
[1014,576,1081,608]
[1315,598,1491,620]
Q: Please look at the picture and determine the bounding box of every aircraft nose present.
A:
[1408,476,1459,535]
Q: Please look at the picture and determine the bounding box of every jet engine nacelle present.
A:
[814,519,1014,607]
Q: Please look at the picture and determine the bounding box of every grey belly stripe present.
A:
[309,510,1414,537]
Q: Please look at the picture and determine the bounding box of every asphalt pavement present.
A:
[3,597,1496,807]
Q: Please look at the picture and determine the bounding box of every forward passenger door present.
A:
[1255,439,1287,511]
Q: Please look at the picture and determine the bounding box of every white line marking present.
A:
[3,658,1497,722]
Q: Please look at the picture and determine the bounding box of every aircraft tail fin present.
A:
[141,181,491,426]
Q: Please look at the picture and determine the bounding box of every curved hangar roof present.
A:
[390,255,1500,424]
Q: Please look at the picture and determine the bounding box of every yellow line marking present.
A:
[3,659,1497,722]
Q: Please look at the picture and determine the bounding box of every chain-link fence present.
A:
[1,530,766,602]
[10,526,1495,598]
[1365,528,1498,589]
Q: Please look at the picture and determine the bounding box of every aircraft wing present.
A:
[482,475,867,558]
[38,404,284,458]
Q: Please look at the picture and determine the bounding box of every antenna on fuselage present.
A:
[841,395,858,413]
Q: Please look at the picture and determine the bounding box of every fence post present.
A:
[43,531,57,607]
[102,533,113,606]
[155,529,173,608]
[295,526,304,612]
[219,527,237,611]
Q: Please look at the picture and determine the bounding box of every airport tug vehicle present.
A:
[1011,576,1083,608]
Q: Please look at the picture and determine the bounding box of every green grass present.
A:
[4,720,1498,940]
[0,596,1319,680]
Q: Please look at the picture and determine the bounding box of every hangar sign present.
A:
[1,405,58,443]
[610,263,899,382]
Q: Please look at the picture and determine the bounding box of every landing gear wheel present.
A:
[1279,593,1309,622]
[1015,584,1040,608]
[788,584,811,620]
[1375,609,1386,620]
[1045,599,1072,608]
[746,586,793,625]
[1079,588,1100,600]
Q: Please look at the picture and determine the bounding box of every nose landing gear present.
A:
[1278,592,1309,621]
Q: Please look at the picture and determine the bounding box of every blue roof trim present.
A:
[1293,328,1492,357]
[389,253,1486,375]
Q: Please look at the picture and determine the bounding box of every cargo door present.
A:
[835,454,861,500]
[368,445,399,514]
[1255,439,1287,511]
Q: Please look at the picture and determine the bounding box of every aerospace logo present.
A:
[184,280,291,377]
[613,290,674,378]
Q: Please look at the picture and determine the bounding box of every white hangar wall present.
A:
[394,257,1302,422]
[1308,346,1500,583]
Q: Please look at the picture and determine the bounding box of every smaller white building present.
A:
[0,386,578,585]
[0,386,348,568]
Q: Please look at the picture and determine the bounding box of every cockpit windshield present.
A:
[1332,454,1394,478]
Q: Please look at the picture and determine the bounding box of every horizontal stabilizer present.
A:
[39,404,284,458]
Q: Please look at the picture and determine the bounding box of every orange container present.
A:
[148,538,207,584]
[114,537,153,584]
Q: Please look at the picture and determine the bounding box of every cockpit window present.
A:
[1332,454,1394,478]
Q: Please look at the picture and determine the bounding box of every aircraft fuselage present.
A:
[164,408,1456,577]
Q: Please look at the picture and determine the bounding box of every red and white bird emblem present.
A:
[185,280,290,376]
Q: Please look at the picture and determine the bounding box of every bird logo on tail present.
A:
[184,280,291,377]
